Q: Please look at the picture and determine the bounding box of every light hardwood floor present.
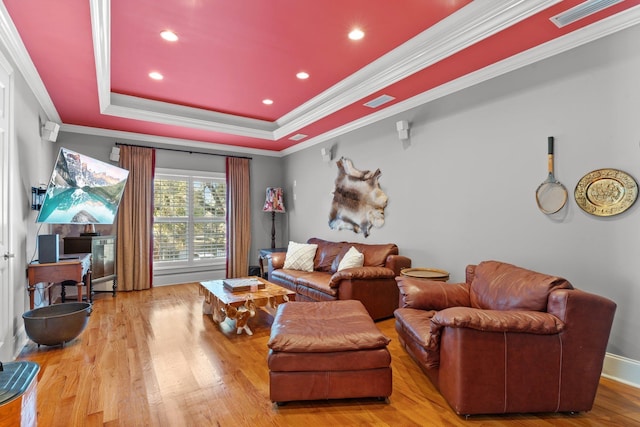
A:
[16,283,640,426]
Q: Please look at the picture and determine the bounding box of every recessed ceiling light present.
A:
[348,28,364,40]
[160,30,178,42]
[262,99,273,105]
[296,72,309,80]
[149,72,163,80]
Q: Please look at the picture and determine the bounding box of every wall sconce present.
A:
[109,146,120,162]
[31,186,46,210]
[396,120,410,141]
[321,147,333,162]
[262,187,286,248]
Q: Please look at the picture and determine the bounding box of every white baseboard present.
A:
[602,352,640,389]
[153,269,226,286]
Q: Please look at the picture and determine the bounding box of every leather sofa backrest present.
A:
[468,260,573,312]
[308,238,345,272]
[306,238,399,273]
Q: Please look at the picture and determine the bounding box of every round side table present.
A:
[400,267,449,282]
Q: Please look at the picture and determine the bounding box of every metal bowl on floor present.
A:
[22,302,92,346]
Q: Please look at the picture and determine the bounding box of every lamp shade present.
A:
[262,187,285,213]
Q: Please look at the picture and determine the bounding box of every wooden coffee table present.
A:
[199,277,295,335]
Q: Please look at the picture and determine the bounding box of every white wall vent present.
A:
[289,133,308,141]
[363,94,396,109]
[550,0,624,28]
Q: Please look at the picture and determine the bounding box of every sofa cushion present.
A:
[307,238,346,272]
[296,271,338,297]
[268,300,391,353]
[337,246,365,271]
[397,277,470,310]
[470,261,573,311]
[283,241,318,272]
[331,243,398,272]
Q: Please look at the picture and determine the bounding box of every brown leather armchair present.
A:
[394,260,616,416]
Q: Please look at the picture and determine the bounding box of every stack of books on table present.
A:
[223,277,265,292]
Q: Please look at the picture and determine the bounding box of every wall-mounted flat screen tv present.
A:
[36,147,129,224]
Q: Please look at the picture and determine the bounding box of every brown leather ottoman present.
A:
[267,300,392,404]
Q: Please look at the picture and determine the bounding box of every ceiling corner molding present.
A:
[91,0,560,143]
[108,93,277,140]
[61,123,284,158]
[90,0,111,114]
[0,2,60,122]
[282,2,640,157]
[91,0,278,141]
[274,0,561,139]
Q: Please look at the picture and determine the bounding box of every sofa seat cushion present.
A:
[270,269,307,291]
[295,271,337,297]
[394,307,439,368]
[394,308,436,348]
[268,300,391,353]
[470,261,573,311]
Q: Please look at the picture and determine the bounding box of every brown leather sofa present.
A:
[267,238,411,320]
[394,260,616,416]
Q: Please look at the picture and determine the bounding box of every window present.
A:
[153,169,226,266]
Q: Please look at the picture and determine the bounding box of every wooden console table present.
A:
[27,253,92,309]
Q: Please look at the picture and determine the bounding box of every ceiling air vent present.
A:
[289,133,308,141]
[550,0,624,28]
[363,94,396,109]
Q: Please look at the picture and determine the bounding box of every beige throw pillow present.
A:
[283,241,318,272]
[337,246,365,271]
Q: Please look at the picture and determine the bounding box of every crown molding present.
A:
[90,0,558,141]
[0,2,59,122]
[274,0,560,138]
[282,4,640,156]
[61,123,283,158]
[89,0,110,113]
[3,1,639,155]
[108,93,277,139]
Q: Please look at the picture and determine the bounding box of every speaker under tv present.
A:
[38,234,59,264]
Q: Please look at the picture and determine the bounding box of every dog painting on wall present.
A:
[329,157,388,237]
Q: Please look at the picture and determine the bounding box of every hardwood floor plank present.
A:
[15,283,640,426]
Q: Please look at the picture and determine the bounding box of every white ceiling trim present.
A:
[91,0,559,142]
[89,0,110,114]
[61,123,282,158]
[274,0,560,138]
[0,2,60,122]
[282,4,640,156]
[107,93,277,139]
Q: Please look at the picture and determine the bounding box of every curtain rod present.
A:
[115,142,252,160]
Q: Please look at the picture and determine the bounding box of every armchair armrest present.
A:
[385,255,412,275]
[396,276,471,310]
[427,306,565,352]
[329,266,396,288]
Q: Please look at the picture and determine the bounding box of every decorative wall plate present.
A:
[574,168,638,217]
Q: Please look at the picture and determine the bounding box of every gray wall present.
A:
[3,12,638,373]
[56,133,287,282]
[283,24,640,361]
[1,42,57,360]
